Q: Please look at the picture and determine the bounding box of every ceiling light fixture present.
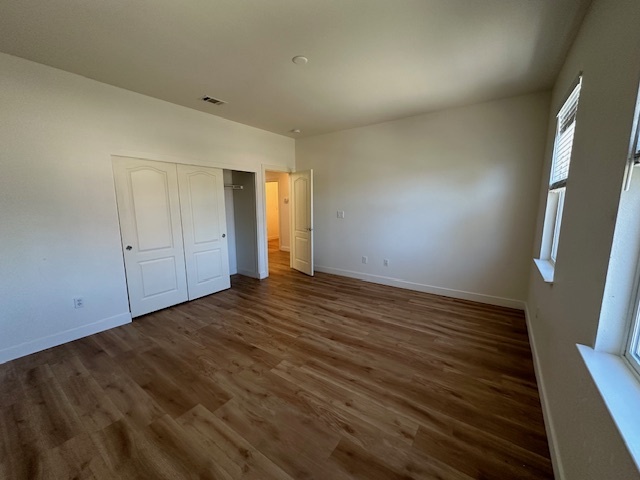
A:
[292,56,308,65]
[291,129,301,134]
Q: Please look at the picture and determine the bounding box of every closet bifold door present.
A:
[113,157,189,317]
[177,164,231,300]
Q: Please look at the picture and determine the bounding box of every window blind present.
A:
[550,79,582,190]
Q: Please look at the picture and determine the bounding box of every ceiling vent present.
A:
[201,95,226,106]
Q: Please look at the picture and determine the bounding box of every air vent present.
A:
[201,95,227,106]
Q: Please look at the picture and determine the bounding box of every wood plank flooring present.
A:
[0,241,553,479]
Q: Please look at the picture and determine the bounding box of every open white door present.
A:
[290,170,314,276]
[177,164,230,299]
[113,158,189,317]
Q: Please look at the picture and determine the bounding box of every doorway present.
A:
[265,170,291,274]
[224,170,260,278]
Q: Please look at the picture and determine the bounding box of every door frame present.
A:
[261,164,292,278]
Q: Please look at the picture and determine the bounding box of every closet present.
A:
[113,157,230,317]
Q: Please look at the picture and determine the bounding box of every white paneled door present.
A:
[113,157,189,317]
[113,158,231,317]
[290,170,314,276]
[177,164,230,300]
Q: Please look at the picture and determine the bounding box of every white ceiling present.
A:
[0,0,592,138]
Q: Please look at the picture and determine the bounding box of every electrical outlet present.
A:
[73,297,84,309]
[337,210,345,219]
[362,256,368,264]
[383,259,389,267]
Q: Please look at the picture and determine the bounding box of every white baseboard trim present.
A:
[0,312,132,364]
[279,246,290,252]
[314,265,525,310]
[524,303,564,479]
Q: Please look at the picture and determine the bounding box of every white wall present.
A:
[296,92,550,307]
[265,171,291,251]
[265,181,280,240]
[0,53,294,363]
[526,0,640,478]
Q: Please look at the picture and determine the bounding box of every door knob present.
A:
[126,245,132,251]
[222,233,226,238]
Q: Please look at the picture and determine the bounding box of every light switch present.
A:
[337,210,345,219]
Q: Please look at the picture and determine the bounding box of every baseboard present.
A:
[0,312,132,364]
[237,268,260,279]
[279,246,290,252]
[524,303,565,479]
[314,265,525,310]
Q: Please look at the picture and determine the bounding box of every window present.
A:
[577,78,640,470]
[625,107,640,377]
[627,303,640,376]
[536,77,582,279]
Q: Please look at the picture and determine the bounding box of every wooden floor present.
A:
[0,241,553,479]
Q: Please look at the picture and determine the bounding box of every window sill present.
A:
[577,344,640,471]
[533,258,555,283]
